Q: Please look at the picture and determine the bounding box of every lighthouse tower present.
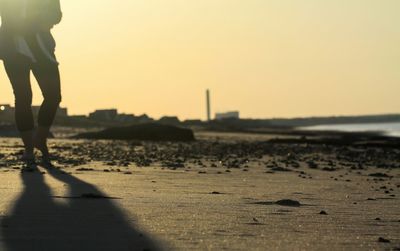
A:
[206,89,211,122]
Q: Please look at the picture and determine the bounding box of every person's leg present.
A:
[19,131,34,160]
[33,126,51,158]
[3,59,35,160]
[31,62,61,159]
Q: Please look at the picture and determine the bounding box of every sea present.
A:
[301,122,400,138]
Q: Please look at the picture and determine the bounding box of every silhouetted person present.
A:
[0,0,62,164]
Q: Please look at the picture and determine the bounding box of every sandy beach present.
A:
[0,0,398,250]
[0,131,399,251]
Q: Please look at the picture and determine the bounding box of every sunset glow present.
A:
[1,0,399,120]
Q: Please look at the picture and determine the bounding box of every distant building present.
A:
[183,119,202,125]
[32,106,68,118]
[89,109,118,121]
[215,111,240,120]
[0,104,12,111]
[0,104,14,121]
[158,116,180,125]
[57,107,68,117]
[136,114,154,123]
[1,104,67,124]
[115,113,136,123]
[70,115,87,120]
[0,104,14,114]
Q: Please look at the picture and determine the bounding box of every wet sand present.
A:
[0,131,399,250]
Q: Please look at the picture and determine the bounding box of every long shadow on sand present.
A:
[2,165,161,251]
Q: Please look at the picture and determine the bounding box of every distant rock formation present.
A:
[74,123,195,141]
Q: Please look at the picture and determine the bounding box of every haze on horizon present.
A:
[0,0,399,120]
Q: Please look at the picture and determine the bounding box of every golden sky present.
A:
[1,0,399,120]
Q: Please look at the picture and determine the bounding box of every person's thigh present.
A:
[3,57,32,98]
[31,62,61,100]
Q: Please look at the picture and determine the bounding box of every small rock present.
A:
[319,210,328,215]
[322,167,336,172]
[76,167,94,171]
[307,161,318,169]
[275,199,301,207]
[210,191,222,195]
[271,167,292,172]
[378,237,390,243]
[369,173,392,178]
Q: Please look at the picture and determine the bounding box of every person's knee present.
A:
[14,92,32,107]
[44,92,62,106]
[53,94,62,105]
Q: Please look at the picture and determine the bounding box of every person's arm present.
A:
[48,0,62,25]
[38,0,63,30]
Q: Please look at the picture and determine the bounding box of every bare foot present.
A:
[21,151,35,161]
[41,155,54,168]
[33,137,49,158]
[34,142,55,167]
[33,126,51,159]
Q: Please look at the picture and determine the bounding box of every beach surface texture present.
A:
[0,131,399,250]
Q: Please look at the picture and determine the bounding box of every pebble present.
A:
[275,199,301,207]
[76,168,94,171]
[378,237,390,243]
[270,167,292,172]
[210,191,222,195]
[369,173,392,178]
